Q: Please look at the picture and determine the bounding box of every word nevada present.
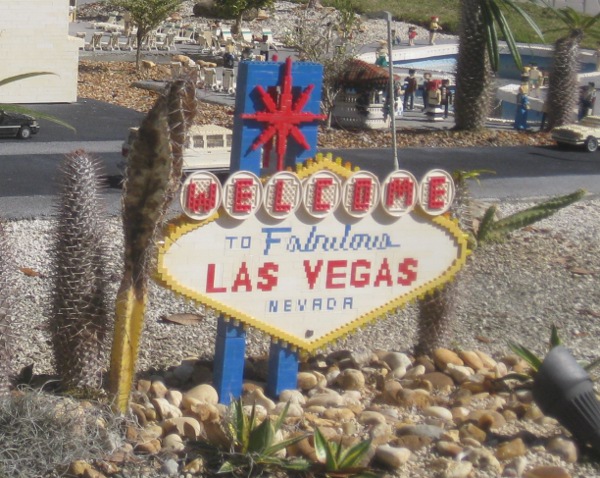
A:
[179,167,456,221]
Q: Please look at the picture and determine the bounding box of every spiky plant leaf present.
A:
[249,417,274,454]
[314,427,338,469]
[337,437,372,469]
[550,324,562,348]
[50,150,109,390]
[508,341,543,373]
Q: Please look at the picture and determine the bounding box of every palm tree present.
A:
[454,0,543,131]
[545,8,600,130]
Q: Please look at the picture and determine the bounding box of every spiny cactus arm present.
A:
[475,205,498,243]
[478,189,586,244]
[163,79,197,213]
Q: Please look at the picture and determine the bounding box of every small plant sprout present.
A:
[193,398,310,476]
[313,427,376,477]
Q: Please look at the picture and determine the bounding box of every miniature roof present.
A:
[336,59,401,89]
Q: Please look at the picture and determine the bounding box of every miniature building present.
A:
[332,59,401,130]
[0,0,82,103]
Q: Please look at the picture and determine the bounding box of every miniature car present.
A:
[0,109,40,139]
[551,115,600,152]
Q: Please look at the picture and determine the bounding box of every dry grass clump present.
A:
[0,390,121,478]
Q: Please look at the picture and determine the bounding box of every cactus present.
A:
[414,173,585,356]
[109,79,196,413]
[0,221,17,395]
[49,150,110,390]
[476,189,586,244]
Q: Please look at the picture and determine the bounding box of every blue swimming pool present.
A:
[395,53,596,80]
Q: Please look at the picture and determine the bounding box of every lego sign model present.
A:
[156,156,468,352]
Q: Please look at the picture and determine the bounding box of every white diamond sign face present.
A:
[157,159,467,352]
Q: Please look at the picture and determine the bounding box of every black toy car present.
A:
[0,110,40,139]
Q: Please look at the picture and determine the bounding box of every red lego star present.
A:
[241,57,326,171]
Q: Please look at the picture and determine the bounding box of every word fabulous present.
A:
[179,168,455,221]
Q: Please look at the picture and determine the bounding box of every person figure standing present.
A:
[529,64,542,98]
[514,85,530,130]
[403,69,418,111]
[579,82,596,120]
[421,72,432,111]
[408,27,417,46]
[440,79,453,118]
[428,16,442,45]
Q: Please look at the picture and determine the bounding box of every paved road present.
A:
[2,99,599,217]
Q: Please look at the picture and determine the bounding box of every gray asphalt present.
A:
[1,99,600,219]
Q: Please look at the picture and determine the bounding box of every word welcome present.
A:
[180,169,455,220]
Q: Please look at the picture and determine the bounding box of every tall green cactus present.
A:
[49,150,110,390]
[109,79,197,413]
[0,221,17,395]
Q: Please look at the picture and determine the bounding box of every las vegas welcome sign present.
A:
[156,154,468,352]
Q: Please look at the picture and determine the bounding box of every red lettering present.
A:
[352,178,373,211]
[233,178,254,213]
[186,181,217,213]
[326,260,347,289]
[374,259,393,287]
[428,176,447,209]
[257,262,278,291]
[304,260,323,289]
[313,178,333,212]
[273,179,291,213]
[350,260,370,287]
[206,264,226,293]
[386,177,414,207]
[231,262,252,292]
[398,258,418,286]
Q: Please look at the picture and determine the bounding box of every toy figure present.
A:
[521,66,530,84]
[514,86,530,130]
[375,48,389,67]
[408,27,417,46]
[529,64,542,97]
[391,28,401,46]
[425,79,443,121]
[421,72,432,111]
[428,16,442,45]
[579,82,597,120]
[223,51,236,69]
[403,69,418,111]
[440,79,453,118]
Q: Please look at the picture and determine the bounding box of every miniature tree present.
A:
[0,221,17,395]
[109,79,196,413]
[281,0,361,128]
[545,7,600,130]
[49,150,110,390]
[108,0,182,69]
[454,0,542,130]
[213,0,275,34]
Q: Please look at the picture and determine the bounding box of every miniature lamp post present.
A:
[382,11,399,170]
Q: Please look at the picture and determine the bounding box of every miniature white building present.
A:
[0,0,83,103]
